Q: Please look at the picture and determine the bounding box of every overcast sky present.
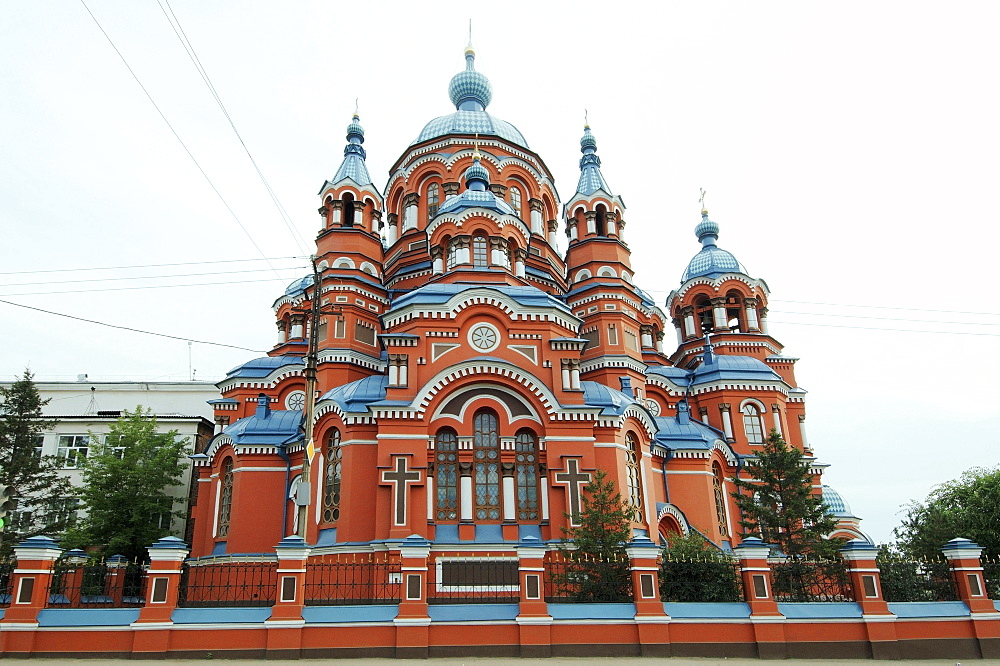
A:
[2,1,998,545]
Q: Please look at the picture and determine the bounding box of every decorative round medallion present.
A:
[645,398,661,416]
[285,390,306,410]
[468,323,500,353]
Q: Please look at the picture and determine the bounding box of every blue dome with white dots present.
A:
[681,210,748,282]
[448,47,493,110]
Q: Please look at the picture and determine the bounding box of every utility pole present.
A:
[296,255,323,537]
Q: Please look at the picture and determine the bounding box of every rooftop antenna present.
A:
[85,386,99,416]
[188,341,193,381]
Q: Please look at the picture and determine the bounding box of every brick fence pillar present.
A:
[0,536,63,656]
[515,535,551,657]
[733,537,786,659]
[626,536,670,656]
[392,534,431,658]
[941,538,1000,658]
[132,536,189,657]
[265,535,310,658]
[839,539,899,660]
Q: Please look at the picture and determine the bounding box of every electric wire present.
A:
[6,265,309,288]
[0,276,304,297]
[0,299,266,353]
[77,0,285,283]
[0,256,305,276]
[768,320,1000,337]
[156,0,310,254]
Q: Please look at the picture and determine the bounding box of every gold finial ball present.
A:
[701,208,709,216]
[464,45,476,57]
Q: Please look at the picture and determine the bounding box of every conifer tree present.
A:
[732,428,841,558]
[0,370,74,553]
[64,406,189,560]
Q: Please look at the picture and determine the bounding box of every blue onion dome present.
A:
[694,209,719,243]
[463,147,490,190]
[580,124,597,152]
[681,208,748,282]
[448,47,493,111]
[346,113,364,143]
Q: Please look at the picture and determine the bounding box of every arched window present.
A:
[446,238,459,270]
[217,457,234,537]
[473,409,500,520]
[596,205,607,236]
[435,429,458,520]
[472,235,488,268]
[515,430,539,521]
[322,428,342,523]
[695,296,714,334]
[342,193,355,227]
[725,290,744,332]
[427,183,440,219]
[624,432,642,517]
[509,187,522,219]
[713,462,729,537]
[742,403,765,445]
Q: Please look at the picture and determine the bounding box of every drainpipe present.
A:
[277,442,292,538]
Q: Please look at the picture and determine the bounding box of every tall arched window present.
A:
[515,430,539,520]
[435,429,458,520]
[217,457,234,537]
[427,183,440,219]
[695,296,714,334]
[446,238,459,270]
[322,428,342,523]
[342,193,355,227]
[509,187,522,219]
[595,204,607,236]
[742,403,765,445]
[473,409,500,520]
[472,235,488,267]
[713,462,729,537]
[624,432,642,517]
[725,290,744,332]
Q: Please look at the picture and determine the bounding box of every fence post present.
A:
[392,534,431,659]
[132,536,189,657]
[839,540,899,660]
[733,537,786,659]
[626,536,670,656]
[0,536,62,656]
[515,535,551,657]
[940,538,1000,658]
[264,535,310,659]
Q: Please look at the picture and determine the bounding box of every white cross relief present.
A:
[554,458,591,527]
[381,456,422,526]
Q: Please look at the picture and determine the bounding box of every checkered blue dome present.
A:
[345,114,364,142]
[448,51,493,110]
[681,211,748,281]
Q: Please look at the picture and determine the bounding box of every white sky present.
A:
[2,1,998,545]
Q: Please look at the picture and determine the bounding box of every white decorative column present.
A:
[540,470,550,520]
[683,308,697,339]
[460,466,473,521]
[798,414,809,450]
[514,249,526,278]
[570,361,581,390]
[712,298,727,330]
[547,220,558,246]
[640,325,653,349]
[606,211,618,237]
[290,314,305,340]
[402,193,419,232]
[276,320,287,344]
[567,219,578,242]
[386,213,398,245]
[431,246,443,274]
[584,211,597,236]
[746,298,760,331]
[719,404,734,440]
[771,405,783,436]
[561,360,572,390]
[502,472,515,521]
[331,200,343,226]
[529,199,544,235]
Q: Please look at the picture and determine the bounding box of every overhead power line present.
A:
[769,320,1000,337]
[156,0,310,254]
[0,275,303,297]
[78,0,285,283]
[0,299,266,352]
[0,256,305,276]
[6,265,308,288]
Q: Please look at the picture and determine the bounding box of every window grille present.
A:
[57,434,89,468]
[323,429,342,523]
[217,458,234,537]
[713,462,729,536]
[509,187,522,219]
[473,410,500,520]
[515,430,539,520]
[427,183,440,219]
[625,432,642,516]
[742,404,764,445]
[435,429,458,520]
[472,235,488,267]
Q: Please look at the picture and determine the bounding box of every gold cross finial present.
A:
[699,188,708,215]
[584,109,589,129]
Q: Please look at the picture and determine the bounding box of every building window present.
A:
[217,457,234,537]
[515,430,539,520]
[695,296,714,333]
[473,409,500,520]
[45,497,79,528]
[57,434,90,468]
[427,183,440,219]
[509,187,522,219]
[323,428,342,523]
[472,235,488,268]
[742,403,765,445]
[713,462,729,537]
[435,429,458,520]
[624,432,642,518]
[447,238,460,269]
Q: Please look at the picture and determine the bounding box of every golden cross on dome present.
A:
[584,109,589,128]
[699,188,708,214]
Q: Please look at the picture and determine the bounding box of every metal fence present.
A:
[984,559,1000,600]
[304,555,401,605]
[0,558,16,607]
[544,554,633,603]
[660,554,744,603]
[48,558,146,608]
[178,556,277,607]
[427,557,520,604]
[769,558,854,602]
[876,554,958,602]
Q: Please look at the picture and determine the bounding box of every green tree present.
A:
[894,466,1000,560]
[65,406,189,560]
[0,369,74,553]
[556,469,633,602]
[732,428,841,558]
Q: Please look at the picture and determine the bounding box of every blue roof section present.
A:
[413,110,528,148]
[575,125,612,196]
[332,150,372,186]
[225,355,304,380]
[822,485,854,517]
[283,274,314,297]
[691,354,783,385]
[387,282,573,315]
[682,245,748,281]
[436,188,515,217]
[319,375,388,413]
[581,381,636,416]
[652,415,725,450]
[223,408,302,447]
[646,365,692,384]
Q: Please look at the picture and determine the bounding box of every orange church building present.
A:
[188,43,865,560]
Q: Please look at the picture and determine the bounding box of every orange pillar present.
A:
[940,538,1000,658]
[265,535,310,658]
[0,536,63,656]
[515,535,552,657]
[839,539,899,660]
[625,536,670,656]
[392,535,431,658]
[132,536,189,657]
[733,537,786,659]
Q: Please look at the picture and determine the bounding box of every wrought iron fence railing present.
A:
[769,557,854,602]
[304,555,401,605]
[178,556,277,608]
[876,554,958,602]
[427,556,520,604]
[983,559,1000,600]
[660,554,744,603]
[0,558,16,607]
[48,558,146,608]
[544,553,633,603]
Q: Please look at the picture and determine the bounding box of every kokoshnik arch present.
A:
[189,43,865,558]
